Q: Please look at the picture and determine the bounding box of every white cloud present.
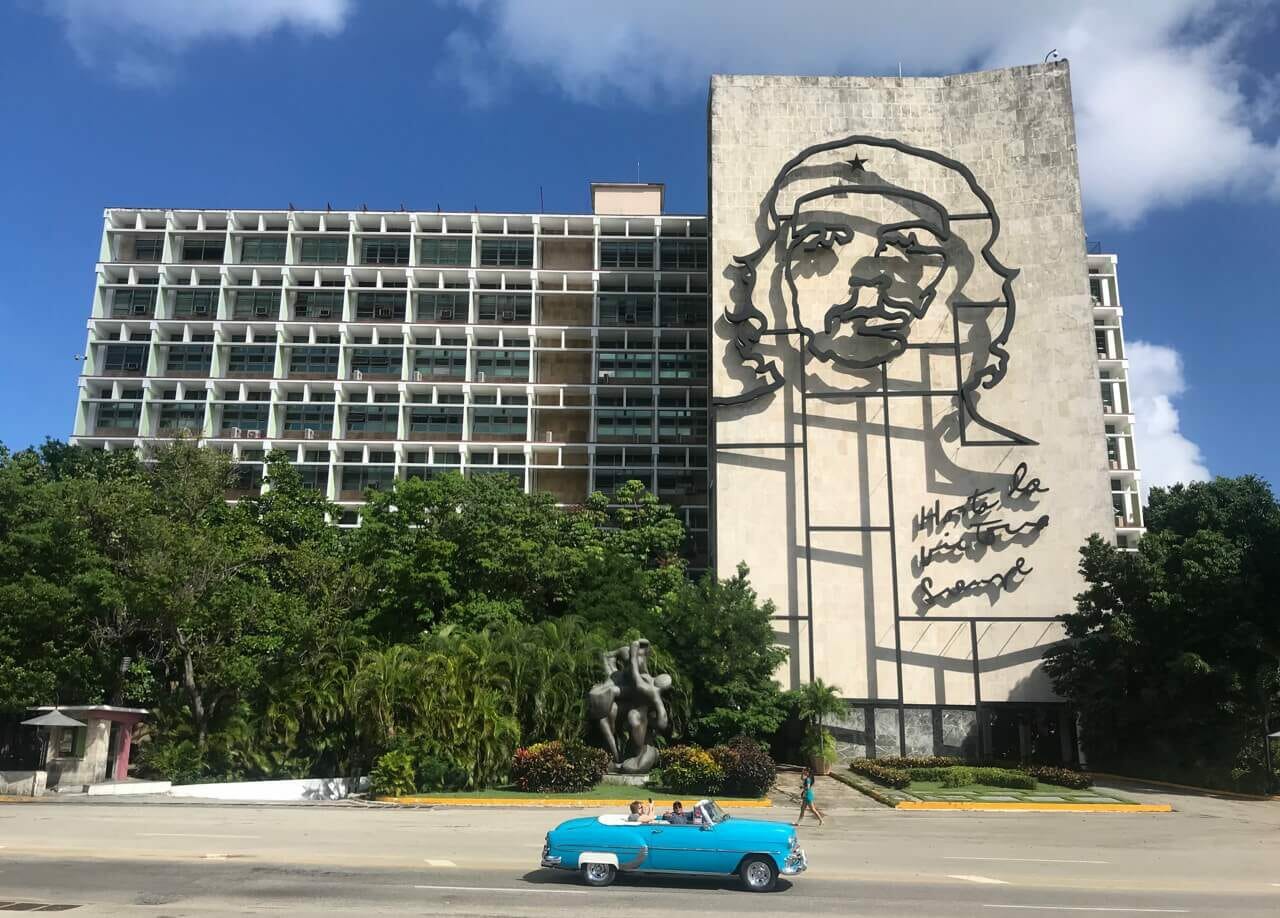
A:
[1125,340,1209,497]
[44,0,351,84]
[438,0,1280,225]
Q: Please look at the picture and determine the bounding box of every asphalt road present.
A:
[0,780,1277,916]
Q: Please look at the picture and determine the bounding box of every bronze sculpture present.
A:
[586,638,671,773]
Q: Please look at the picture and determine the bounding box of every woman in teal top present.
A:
[795,766,825,826]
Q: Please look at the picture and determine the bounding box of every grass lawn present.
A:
[387,783,764,802]
[904,779,1134,803]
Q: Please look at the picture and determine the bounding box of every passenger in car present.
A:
[626,799,655,823]
[664,801,690,824]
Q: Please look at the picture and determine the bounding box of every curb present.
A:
[896,801,1172,813]
[375,796,772,808]
[1089,772,1280,802]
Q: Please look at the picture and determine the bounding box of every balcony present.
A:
[92,425,139,437]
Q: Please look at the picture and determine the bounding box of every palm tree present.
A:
[796,678,844,774]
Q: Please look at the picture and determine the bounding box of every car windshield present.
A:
[702,800,728,824]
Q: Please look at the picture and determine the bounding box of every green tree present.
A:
[658,563,789,744]
[1045,476,1280,792]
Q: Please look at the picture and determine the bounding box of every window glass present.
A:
[294,290,343,320]
[360,238,410,266]
[417,292,467,322]
[299,237,348,265]
[600,240,655,269]
[475,294,532,323]
[659,239,708,271]
[173,289,218,318]
[181,238,225,263]
[232,290,281,319]
[241,236,286,264]
[420,237,472,266]
[478,238,533,267]
[110,287,157,318]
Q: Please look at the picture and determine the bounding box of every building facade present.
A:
[71,62,1143,762]
[70,184,710,565]
[709,63,1141,761]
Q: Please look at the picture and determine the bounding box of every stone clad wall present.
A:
[709,64,1112,744]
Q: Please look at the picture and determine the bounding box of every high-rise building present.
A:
[1089,252,1146,548]
[70,184,710,565]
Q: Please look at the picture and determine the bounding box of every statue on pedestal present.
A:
[586,638,672,774]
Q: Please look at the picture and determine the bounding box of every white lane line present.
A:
[947,856,1109,865]
[139,833,259,839]
[423,859,456,867]
[414,885,587,896]
[982,907,1189,914]
[948,874,1011,885]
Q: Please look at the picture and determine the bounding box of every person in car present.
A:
[626,799,655,823]
[664,801,690,824]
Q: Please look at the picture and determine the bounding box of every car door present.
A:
[644,822,723,873]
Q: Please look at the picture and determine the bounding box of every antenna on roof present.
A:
[399,202,406,212]
[636,161,640,183]
[436,203,441,213]
[361,203,368,212]
[539,185,544,213]
[1044,48,1059,63]
[326,202,332,212]
[288,202,295,211]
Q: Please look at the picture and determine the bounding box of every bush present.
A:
[907,766,958,783]
[370,749,417,797]
[876,755,962,769]
[510,741,610,794]
[1026,765,1093,789]
[971,766,1037,790]
[134,738,206,785]
[849,759,911,789]
[710,736,777,798]
[658,745,725,795]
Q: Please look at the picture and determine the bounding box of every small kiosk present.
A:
[27,705,148,790]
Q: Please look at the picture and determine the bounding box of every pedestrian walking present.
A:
[794,766,825,826]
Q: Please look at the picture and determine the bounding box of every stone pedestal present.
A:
[600,771,652,787]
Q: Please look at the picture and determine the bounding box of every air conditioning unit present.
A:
[414,370,425,381]
[304,428,317,440]
[231,426,243,438]
[246,429,262,439]
[353,370,364,380]
[544,431,553,443]
[438,307,454,320]
[477,371,486,382]
[316,307,332,318]
[194,305,210,316]
[599,371,612,382]
[125,362,140,371]
[501,310,515,321]
[254,305,270,317]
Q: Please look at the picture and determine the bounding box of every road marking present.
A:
[982,907,1189,914]
[423,859,456,867]
[948,874,1010,885]
[414,885,588,896]
[140,833,259,839]
[947,856,1108,865]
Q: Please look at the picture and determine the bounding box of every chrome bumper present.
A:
[540,843,562,868]
[782,848,808,875]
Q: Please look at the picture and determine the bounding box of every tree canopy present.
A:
[1044,475,1280,792]
[0,440,785,784]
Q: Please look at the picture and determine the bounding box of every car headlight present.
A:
[789,834,798,851]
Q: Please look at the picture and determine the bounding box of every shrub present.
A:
[876,755,961,769]
[1026,765,1093,789]
[658,745,725,795]
[849,759,911,789]
[908,766,958,783]
[370,749,417,797]
[711,736,777,798]
[134,738,206,785]
[971,766,1037,790]
[941,767,976,788]
[511,741,610,794]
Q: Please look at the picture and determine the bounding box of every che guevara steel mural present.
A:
[713,135,1052,617]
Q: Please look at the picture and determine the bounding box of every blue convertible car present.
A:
[540,799,806,892]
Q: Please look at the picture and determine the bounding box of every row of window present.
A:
[94,403,705,440]
[98,344,708,381]
[122,236,708,270]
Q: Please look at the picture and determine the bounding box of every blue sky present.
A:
[0,1,1277,490]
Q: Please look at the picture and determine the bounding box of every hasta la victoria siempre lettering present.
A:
[919,556,1033,607]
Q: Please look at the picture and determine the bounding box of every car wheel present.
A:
[739,855,778,892]
[582,862,617,888]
